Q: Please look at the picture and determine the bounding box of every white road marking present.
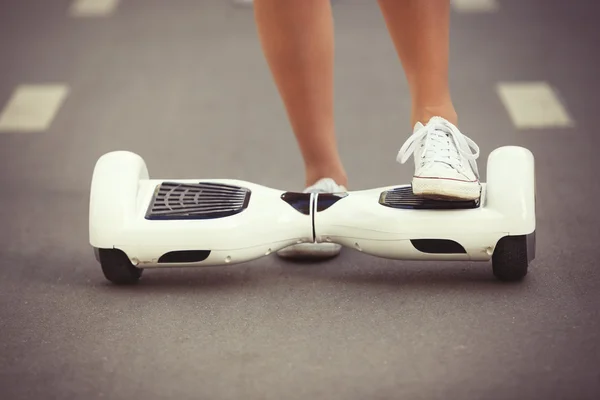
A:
[0,84,70,132]
[68,0,120,17]
[496,82,574,129]
[451,0,499,13]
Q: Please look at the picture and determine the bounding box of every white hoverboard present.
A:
[89,146,536,285]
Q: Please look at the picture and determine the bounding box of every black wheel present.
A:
[491,234,535,282]
[94,248,143,284]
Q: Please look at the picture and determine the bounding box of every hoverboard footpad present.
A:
[145,182,251,220]
[379,186,480,210]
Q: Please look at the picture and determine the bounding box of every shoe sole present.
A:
[412,176,481,200]
[277,242,342,260]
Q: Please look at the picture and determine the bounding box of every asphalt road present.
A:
[1,1,599,399]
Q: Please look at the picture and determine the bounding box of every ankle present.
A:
[412,105,458,127]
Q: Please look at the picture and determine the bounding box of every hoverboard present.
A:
[89,146,535,284]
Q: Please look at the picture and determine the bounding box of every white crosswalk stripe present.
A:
[496,81,574,129]
[451,0,500,13]
[68,0,120,17]
[0,84,70,133]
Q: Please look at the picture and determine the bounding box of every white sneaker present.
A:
[397,116,481,200]
[277,177,346,260]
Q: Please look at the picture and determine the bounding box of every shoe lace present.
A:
[396,118,481,177]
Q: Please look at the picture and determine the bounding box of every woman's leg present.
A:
[378,0,481,200]
[253,0,347,188]
[254,0,344,259]
[378,0,456,126]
